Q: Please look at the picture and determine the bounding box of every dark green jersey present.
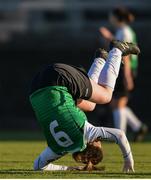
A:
[29,63,93,154]
[30,86,87,154]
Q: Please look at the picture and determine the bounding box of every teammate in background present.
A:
[29,40,140,172]
[100,7,148,141]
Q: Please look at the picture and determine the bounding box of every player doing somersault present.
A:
[29,40,140,172]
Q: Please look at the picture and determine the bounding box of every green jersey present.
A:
[30,86,87,155]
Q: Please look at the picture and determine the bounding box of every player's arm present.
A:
[94,127,135,173]
[77,99,96,112]
[99,27,115,41]
[104,128,135,173]
[123,56,134,91]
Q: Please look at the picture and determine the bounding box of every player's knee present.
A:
[102,90,112,104]
[102,95,112,104]
[106,95,112,103]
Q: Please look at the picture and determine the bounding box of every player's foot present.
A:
[134,124,148,142]
[95,48,108,60]
[110,40,140,56]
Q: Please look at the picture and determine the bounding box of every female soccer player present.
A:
[29,40,140,172]
[100,7,148,141]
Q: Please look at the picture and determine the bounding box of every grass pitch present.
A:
[0,133,151,178]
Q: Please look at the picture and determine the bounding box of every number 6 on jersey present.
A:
[50,120,73,147]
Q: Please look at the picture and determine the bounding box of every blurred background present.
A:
[0,0,151,139]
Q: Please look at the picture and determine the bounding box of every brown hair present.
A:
[72,141,103,167]
[112,7,135,23]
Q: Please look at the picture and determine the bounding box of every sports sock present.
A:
[125,106,142,132]
[113,108,127,133]
[88,57,106,83]
[98,48,122,89]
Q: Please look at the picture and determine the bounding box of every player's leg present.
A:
[113,107,127,132]
[77,49,107,111]
[89,41,140,105]
[89,47,122,104]
[126,106,142,131]
[112,97,128,132]
[34,146,68,171]
[125,106,148,141]
[88,48,107,83]
[78,41,140,111]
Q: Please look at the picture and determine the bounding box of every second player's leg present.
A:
[112,97,128,132]
[126,106,142,131]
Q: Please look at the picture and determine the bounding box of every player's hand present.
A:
[123,153,135,173]
[99,27,113,41]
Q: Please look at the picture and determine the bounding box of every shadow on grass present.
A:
[1,169,151,176]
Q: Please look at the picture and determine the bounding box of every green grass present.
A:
[1,140,151,178]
